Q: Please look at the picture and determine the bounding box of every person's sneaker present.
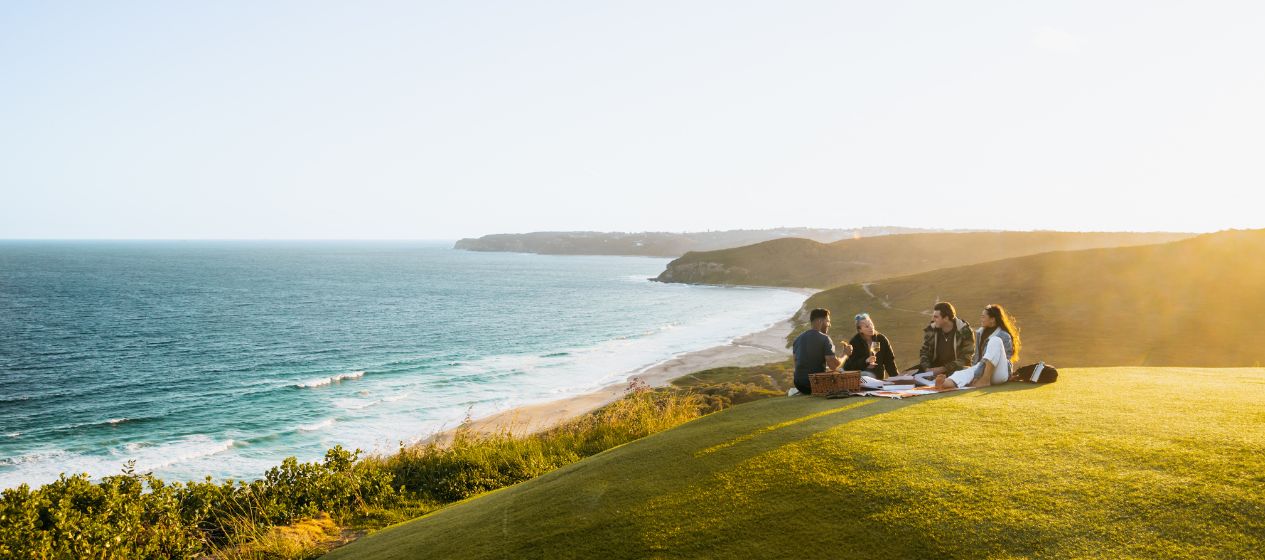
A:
[787,387,801,396]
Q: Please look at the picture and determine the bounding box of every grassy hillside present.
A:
[654,231,1192,288]
[325,367,1265,559]
[795,229,1265,368]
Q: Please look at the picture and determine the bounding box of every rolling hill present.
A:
[324,367,1265,559]
[794,229,1265,368]
[453,227,948,257]
[654,231,1193,288]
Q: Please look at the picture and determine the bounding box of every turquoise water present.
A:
[0,241,802,488]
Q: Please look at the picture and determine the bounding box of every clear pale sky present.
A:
[2,1,1262,239]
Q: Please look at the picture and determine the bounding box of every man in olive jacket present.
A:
[905,302,975,379]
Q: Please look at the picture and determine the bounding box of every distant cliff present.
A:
[453,227,940,257]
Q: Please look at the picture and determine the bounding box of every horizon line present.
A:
[0,226,1239,242]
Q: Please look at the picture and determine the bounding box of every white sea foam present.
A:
[332,390,410,411]
[408,287,804,433]
[126,436,238,472]
[0,449,67,467]
[90,437,240,474]
[0,435,238,489]
[297,418,336,432]
[294,370,365,389]
[332,398,375,410]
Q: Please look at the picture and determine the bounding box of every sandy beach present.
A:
[445,288,818,439]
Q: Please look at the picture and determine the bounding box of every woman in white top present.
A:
[935,304,1021,389]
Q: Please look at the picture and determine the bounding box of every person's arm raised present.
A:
[826,354,843,371]
[828,339,850,371]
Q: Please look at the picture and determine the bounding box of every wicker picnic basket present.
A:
[808,370,862,395]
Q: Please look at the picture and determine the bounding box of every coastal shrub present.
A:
[0,447,395,559]
[0,468,204,559]
[382,383,705,503]
[666,361,795,412]
[248,446,397,526]
[676,382,784,411]
[671,361,794,392]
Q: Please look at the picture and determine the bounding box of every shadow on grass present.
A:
[692,381,1047,462]
[967,380,1051,397]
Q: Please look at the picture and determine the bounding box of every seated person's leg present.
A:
[977,359,996,387]
[981,337,1009,386]
[938,364,979,389]
[994,359,1011,384]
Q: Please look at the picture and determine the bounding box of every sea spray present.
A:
[294,370,366,389]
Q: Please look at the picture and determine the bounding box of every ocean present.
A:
[0,241,803,489]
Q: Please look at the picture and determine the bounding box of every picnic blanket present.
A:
[862,385,972,399]
[852,373,976,399]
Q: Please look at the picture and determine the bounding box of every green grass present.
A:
[324,368,1265,559]
[655,231,1191,288]
[797,229,1265,368]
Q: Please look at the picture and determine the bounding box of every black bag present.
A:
[1013,361,1058,383]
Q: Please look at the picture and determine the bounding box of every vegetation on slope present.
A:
[655,230,1192,288]
[794,229,1265,368]
[325,367,1265,559]
[0,374,789,559]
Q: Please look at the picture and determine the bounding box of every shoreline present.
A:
[428,287,818,441]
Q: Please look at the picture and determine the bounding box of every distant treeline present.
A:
[453,227,947,257]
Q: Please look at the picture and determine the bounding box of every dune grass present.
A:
[324,367,1265,559]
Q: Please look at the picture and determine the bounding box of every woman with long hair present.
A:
[935,304,1021,389]
[843,313,899,379]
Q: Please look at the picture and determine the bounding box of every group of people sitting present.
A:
[790,301,1022,395]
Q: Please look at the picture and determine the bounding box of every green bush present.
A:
[0,447,396,559]
[0,468,204,559]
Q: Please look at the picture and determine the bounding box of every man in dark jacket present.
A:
[904,302,975,382]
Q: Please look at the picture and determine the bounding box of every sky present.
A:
[2,1,1263,239]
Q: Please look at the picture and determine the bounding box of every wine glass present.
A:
[869,340,882,357]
